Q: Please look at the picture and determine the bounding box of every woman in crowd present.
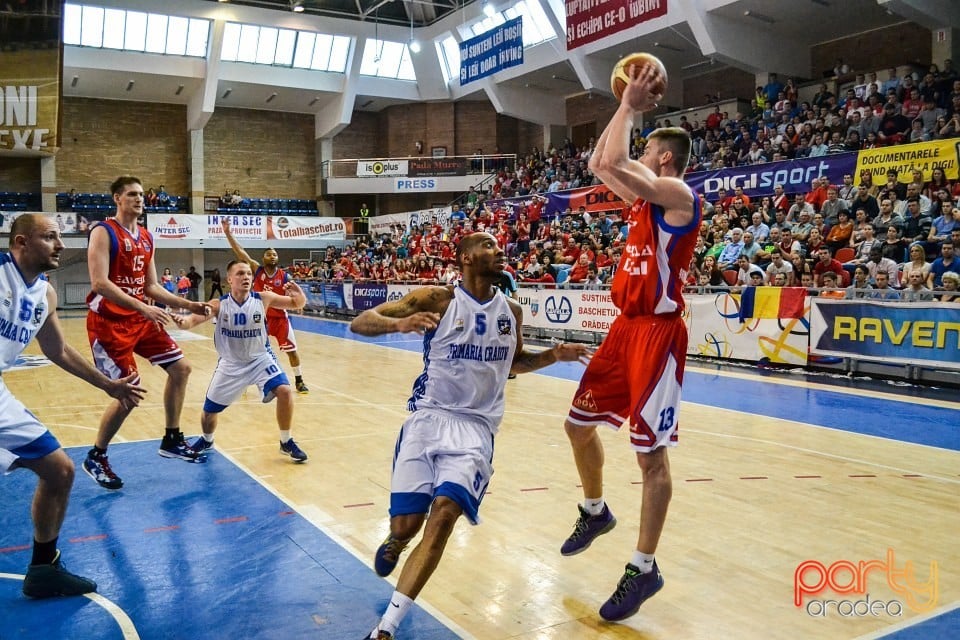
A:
[825,210,854,252]
[940,271,960,302]
[900,243,932,282]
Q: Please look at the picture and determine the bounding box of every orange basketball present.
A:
[611,52,667,101]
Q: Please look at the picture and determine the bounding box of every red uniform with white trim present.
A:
[86,218,182,380]
[567,188,701,451]
[254,265,298,352]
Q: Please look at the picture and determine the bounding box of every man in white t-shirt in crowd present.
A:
[765,250,795,286]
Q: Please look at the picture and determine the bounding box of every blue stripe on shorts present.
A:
[435,481,481,525]
[10,430,60,460]
[389,491,433,518]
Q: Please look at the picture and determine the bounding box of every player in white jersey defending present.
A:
[350,232,591,640]
[177,260,309,461]
[1,214,144,598]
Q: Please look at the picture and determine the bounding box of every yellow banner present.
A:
[854,140,959,185]
[0,6,62,155]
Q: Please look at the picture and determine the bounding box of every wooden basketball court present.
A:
[4,313,957,639]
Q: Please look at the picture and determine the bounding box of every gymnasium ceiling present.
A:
[203,0,476,26]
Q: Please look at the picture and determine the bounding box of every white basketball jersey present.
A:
[0,252,50,370]
[408,285,517,433]
[213,292,270,363]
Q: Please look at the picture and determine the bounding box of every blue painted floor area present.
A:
[879,607,960,639]
[292,315,960,452]
[0,443,459,640]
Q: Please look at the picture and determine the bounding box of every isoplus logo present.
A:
[794,549,938,617]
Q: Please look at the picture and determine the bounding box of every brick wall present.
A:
[566,93,618,138]
[496,114,519,157]
[57,98,189,195]
[517,119,544,156]
[0,157,41,193]
[454,101,498,156]
[203,107,315,200]
[333,111,381,159]
[811,23,930,80]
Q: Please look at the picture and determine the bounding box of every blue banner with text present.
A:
[459,17,523,85]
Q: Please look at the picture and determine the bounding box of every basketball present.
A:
[610,52,667,101]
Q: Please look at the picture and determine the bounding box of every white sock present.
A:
[279,430,291,443]
[293,366,302,377]
[380,591,414,635]
[583,497,605,516]
[631,551,655,574]
[202,433,214,443]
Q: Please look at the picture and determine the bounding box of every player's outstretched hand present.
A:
[108,373,147,409]
[140,304,173,326]
[397,311,441,334]
[221,218,231,233]
[189,301,212,316]
[553,343,594,365]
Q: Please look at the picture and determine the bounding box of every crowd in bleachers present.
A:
[55,187,187,215]
[217,189,318,215]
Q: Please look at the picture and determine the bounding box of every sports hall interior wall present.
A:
[203,107,316,200]
[0,156,40,194]
[810,22,930,79]
[56,98,190,196]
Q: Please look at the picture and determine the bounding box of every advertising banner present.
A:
[408,157,468,177]
[370,213,410,237]
[547,184,627,214]
[687,293,809,365]
[345,283,389,311]
[460,17,524,85]
[810,299,960,370]
[265,216,346,241]
[566,0,668,51]
[356,159,408,177]
[1,4,61,154]
[685,153,858,199]
[854,139,960,185]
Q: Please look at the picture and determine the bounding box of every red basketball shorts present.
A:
[567,313,688,452]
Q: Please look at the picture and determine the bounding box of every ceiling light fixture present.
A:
[653,42,684,52]
[70,75,79,87]
[266,92,277,103]
[483,3,496,18]
[308,96,320,106]
[681,59,712,70]
[125,80,135,91]
[291,1,304,12]
[221,88,232,99]
[175,84,184,95]
[408,16,420,53]
[743,10,775,24]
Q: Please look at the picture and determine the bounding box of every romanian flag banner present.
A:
[738,287,806,322]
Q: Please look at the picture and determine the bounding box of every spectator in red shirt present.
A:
[813,246,845,286]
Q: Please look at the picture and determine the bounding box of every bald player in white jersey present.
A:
[350,232,591,640]
[0,214,144,598]
[177,260,309,461]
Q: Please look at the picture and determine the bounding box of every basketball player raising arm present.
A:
[560,59,702,622]
[349,232,589,640]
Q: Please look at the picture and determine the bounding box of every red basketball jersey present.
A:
[87,218,154,321]
[611,189,702,317]
[254,266,290,319]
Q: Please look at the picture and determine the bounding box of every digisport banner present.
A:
[686,293,809,365]
[345,283,389,311]
[566,0,668,51]
[460,17,523,85]
[685,153,858,199]
[547,184,627,214]
[356,159,408,177]
[854,139,959,185]
[265,216,346,241]
[408,157,468,177]
[1,4,61,154]
[810,299,960,370]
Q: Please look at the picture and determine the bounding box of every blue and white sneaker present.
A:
[279,438,308,462]
[188,436,214,455]
[158,431,205,462]
[83,450,123,490]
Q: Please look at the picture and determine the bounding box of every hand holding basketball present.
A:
[610,53,667,112]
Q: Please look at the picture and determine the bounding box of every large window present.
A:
[436,36,461,86]
[461,0,555,48]
[359,39,416,81]
[221,23,351,72]
[63,3,209,57]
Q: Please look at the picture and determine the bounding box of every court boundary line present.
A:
[851,600,960,639]
[0,572,141,639]
[134,442,477,640]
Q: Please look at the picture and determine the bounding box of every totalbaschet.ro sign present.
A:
[794,549,938,617]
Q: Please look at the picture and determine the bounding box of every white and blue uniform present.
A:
[0,252,58,474]
[391,285,517,524]
[203,292,289,413]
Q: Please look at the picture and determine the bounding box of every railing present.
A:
[321,154,517,179]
